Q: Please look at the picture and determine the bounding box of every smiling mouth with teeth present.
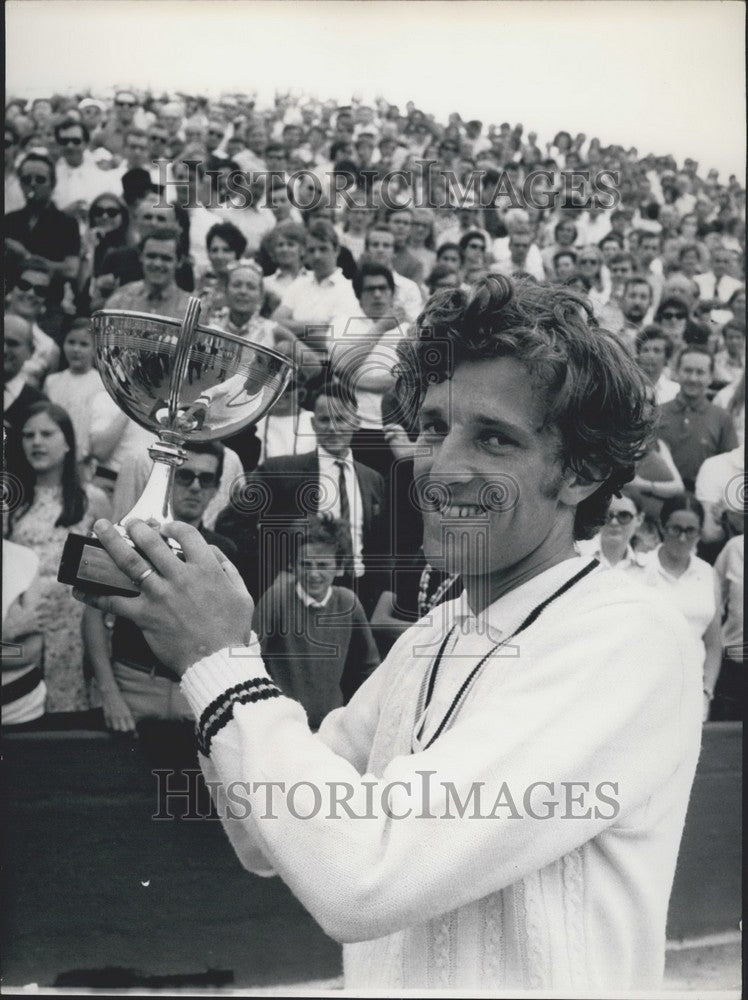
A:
[439,504,489,518]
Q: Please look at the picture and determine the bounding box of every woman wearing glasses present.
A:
[636,495,722,722]
[577,495,647,571]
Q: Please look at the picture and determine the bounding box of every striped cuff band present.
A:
[197,677,281,757]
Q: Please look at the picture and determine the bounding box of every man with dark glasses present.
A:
[6,258,60,389]
[82,442,238,730]
[52,118,119,213]
[5,152,81,284]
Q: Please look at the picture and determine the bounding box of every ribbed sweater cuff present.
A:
[180,639,281,756]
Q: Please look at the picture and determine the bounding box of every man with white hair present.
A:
[491,209,544,281]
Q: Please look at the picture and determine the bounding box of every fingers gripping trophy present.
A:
[58,298,292,596]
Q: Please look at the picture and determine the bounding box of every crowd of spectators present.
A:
[3,87,745,735]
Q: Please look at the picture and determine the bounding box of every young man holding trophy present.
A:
[67,276,702,992]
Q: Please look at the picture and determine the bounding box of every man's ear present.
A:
[557,469,605,509]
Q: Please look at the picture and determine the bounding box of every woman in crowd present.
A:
[576,494,645,570]
[8,402,110,717]
[407,207,437,276]
[426,263,463,294]
[79,193,131,306]
[263,221,308,299]
[634,495,722,722]
[195,220,247,313]
[624,398,685,520]
[211,261,295,350]
[435,241,462,275]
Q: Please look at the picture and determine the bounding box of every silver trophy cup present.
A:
[58,298,292,596]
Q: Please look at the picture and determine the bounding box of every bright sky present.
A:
[6,0,746,180]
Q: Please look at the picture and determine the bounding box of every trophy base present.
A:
[58,532,144,597]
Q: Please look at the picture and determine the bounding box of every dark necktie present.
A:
[713,274,721,301]
[335,460,354,573]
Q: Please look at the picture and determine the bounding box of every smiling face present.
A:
[414,356,575,581]
[677,350,712,401]
[294,542,338,601]
[22,411,70,475]
[226,266,263,318]
[141,236,178,291]
[207,235,238,277]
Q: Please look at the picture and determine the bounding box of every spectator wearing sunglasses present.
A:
[6,259,61,389]
[93,90,140,156]
[635,496,722,723]
[82,442,238,731]
[52,118,118,214]
[577,495,647,571]
[5,152,81,285]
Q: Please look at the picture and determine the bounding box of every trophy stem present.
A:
[119,438,185,534]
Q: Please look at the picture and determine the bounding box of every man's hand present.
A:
[73,519,254,677]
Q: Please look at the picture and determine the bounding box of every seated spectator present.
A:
[553,249,578,284]
[2,541,47,728]
[272,219,359,358]
[576,495,647,571]
[262,220,308,298]
[194,220,247,313]
[6,258,61,388]
[252,515,380,731]
[407,207,437,276]
[77,193,131,311]
[42,319,104,461]
[83,442,237,730]
[104,224,191,318]
[426,263,463,294]
[435,240,462,276]
[653,294,691,360]
[388,207,424,283]
[4,314,47,478]
[541,218,578,278]
[631,495,722,723]
[636,325,680,404]
[8,402,109,717]
[458,229,489,284]
[5,152,81,285]
[361,225,423,322]
[712,371,744,447]
[211,260,295,349]
[712,319,744,388]
[253,365,316,465]
[52,117,118,213]
[694,445,744,548]
[491,210,545,282]
[658,346,738,491]
[330,261,410,479]
[711,533,744,721]
[693,244,744,305]
[576,246,611,316]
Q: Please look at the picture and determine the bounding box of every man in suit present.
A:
[4,315,47,474]
[217,383,389,615]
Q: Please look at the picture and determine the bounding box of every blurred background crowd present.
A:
[2,86,745,736]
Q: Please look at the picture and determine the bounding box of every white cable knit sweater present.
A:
[181,557,702,992]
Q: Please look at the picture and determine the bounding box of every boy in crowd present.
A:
[252,515,379,730]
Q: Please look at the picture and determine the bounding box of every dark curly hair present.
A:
[395,275,655,540]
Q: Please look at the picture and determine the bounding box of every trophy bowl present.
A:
[58,299,293,596]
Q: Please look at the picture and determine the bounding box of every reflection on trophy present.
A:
[58,297,292,596]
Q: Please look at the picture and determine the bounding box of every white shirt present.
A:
[329,313,407,430]
[295,582,333,609]
[316,445,364,578]
[694,446,744,507]
[4,372,27,411]
[254,409,315,464]
[631,547,717,667]
[20,322,61,390]
[281,268,359,339]
[188,203,225,275]
[654,371,681,405]
[693,271,743,304]
[89,390,156,473]
[53,153,120,208]
[576,536,648,572]
[490,238,545,281]
[392,271,423,323]
[219,204,275,255]
[714,535,743,658]
[181,558,702,991]
[43,368,105,459]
